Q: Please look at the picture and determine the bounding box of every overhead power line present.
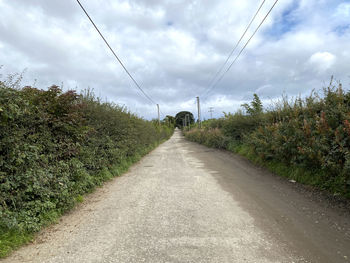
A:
[202,0,279,101]
[207,0,266,88]
[75,0,156,105]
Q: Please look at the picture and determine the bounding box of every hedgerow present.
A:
[0,82,173,257]
[185,81,350,198]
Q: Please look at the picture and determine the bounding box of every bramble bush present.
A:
[185,82,350,197]
[0,82,173,256]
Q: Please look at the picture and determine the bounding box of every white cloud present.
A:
[309,52,336,73]
[0,0,349,119]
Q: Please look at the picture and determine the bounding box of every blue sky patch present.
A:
[265,0,300,39]
[334,24,350,35]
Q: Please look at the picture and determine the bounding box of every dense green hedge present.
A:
[185,83,350,198]
[0,83,173,256]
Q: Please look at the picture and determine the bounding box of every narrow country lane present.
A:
[3,130,349,263]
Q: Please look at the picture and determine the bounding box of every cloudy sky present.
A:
[0,0,349,119]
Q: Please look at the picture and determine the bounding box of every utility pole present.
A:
[209,107,214,119]
[196,96,201,129]
[157,104,160,126]
[185,114,190,131]
[339,83,343,96]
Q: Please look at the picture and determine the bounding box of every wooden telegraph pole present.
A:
[196,96,201,129]
[185,114,190,131]
[157,104,160,125]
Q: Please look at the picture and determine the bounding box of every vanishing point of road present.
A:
[3,130,350,263]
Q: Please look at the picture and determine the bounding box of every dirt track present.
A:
[2,130,350,263]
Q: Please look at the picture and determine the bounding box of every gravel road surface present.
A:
[2,130,350,263]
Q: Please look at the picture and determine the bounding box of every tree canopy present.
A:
[162,115,176,127]
[175,111,194,128]
[241,93,263,115]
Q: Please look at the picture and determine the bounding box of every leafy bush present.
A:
[185,128,228,149]
[247,86,350,194]
[222,112,264,141]
[185,83,350,197]
[0,82,173,255]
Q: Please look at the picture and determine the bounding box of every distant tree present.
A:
[175,111,195,128]
[163,115,175,127]
[241,93,263,115]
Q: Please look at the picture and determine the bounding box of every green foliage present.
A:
[0,228,33,258]
[163,115,176,128]
[185,128,228,149]
[185,85,350,198]
[247,86,350,195]
[232,143,329,188]
[241,93,263,116]
[222,111,265,141]
[175,111,195,128]
[0,83,173,258]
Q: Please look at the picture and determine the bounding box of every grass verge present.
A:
[184,130,349,199]
[229,143,329,188]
